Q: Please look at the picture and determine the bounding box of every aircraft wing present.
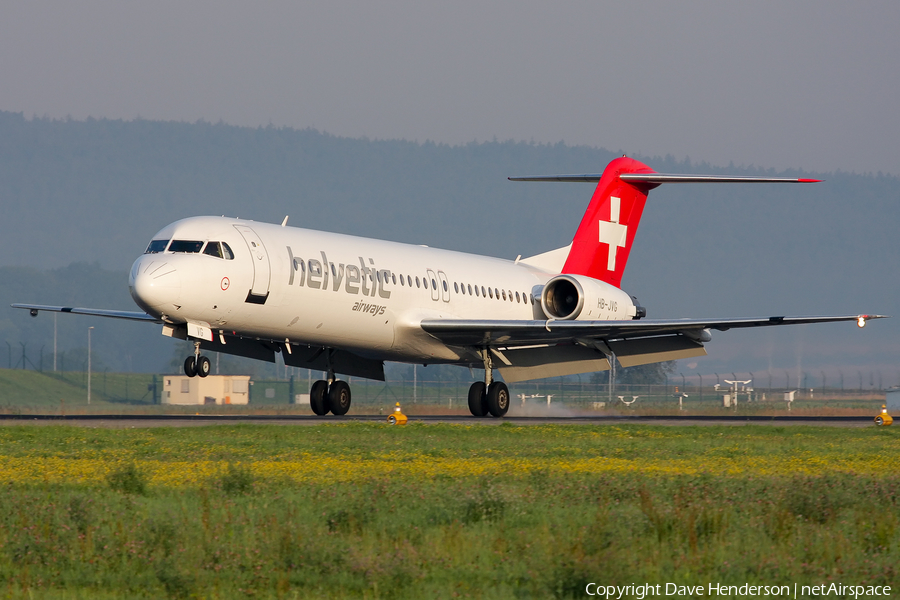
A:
[11,304,162,323]
[420,314,884,347]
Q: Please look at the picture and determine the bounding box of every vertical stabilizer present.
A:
[561,157,657,287]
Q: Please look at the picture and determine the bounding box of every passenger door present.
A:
[438,270,450,303]
[426,269,440,302]
[233,225,271,304]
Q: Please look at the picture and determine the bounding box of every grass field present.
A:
[0,423,897,599]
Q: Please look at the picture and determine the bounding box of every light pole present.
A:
[749,372,754,402]
[87,327,94,405]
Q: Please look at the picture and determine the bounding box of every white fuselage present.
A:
[128,216,635,365]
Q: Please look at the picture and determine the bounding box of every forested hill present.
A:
[1,111,898,375]
[0,111,621,270]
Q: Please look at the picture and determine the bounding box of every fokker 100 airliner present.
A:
[14,156,884,417]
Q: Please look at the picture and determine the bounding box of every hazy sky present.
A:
[2,1,899,175]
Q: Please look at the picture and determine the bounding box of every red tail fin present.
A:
[561,157,658,288]
[510,157,820,287]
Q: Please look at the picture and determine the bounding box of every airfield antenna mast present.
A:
[608,353,616,405]
[87,327,94,405]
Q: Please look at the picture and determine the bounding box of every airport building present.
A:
[162,375,250,405]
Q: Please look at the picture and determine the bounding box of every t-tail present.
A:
[510,157,821,288]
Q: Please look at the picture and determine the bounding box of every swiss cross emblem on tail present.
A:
[598,196,628,271]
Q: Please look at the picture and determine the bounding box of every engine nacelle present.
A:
[541,274,638,321]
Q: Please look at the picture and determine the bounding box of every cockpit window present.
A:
[145,240,169,254]
[203,242,224,258]
[169,240,204,253]
[202,241,235,260]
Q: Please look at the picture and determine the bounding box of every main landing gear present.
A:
[308,351,352,416]
[467,349,509,418]
[183,341,211,378]
[309,379,352,416]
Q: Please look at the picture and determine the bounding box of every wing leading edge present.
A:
[11,304,161,323]
[420,314,883,347]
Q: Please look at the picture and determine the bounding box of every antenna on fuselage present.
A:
[281,216,289,227]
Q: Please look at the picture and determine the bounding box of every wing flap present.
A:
[493,335,707,382]
[610,336,707,367]
[496,345,611,383]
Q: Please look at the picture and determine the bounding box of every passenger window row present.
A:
[392,271,535,305]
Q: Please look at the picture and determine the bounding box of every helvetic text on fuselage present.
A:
[287,248,393,299]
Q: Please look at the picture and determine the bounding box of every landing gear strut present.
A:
[183,341,211,378]
[467,349,509,418]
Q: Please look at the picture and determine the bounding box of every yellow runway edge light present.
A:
[387,402,408,425]
[875,405,893,426]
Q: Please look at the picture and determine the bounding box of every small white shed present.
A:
[162,375,251,405]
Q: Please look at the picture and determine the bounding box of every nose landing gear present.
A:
[183,342,211,378]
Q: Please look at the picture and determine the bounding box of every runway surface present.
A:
[0,414,877,428]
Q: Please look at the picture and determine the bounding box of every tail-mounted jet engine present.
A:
[540,274,640,321]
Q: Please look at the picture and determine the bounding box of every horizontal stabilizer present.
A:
[509,174,821,183]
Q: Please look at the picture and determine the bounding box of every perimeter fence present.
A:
[249,375,886,413]
[0,365,888,414]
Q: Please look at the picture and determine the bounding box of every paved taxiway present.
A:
[0,415,876,428]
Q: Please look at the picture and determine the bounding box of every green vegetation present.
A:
[0,423,896,598]
[0,369,158,409]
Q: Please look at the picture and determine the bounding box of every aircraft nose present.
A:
[129,255,181,316]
